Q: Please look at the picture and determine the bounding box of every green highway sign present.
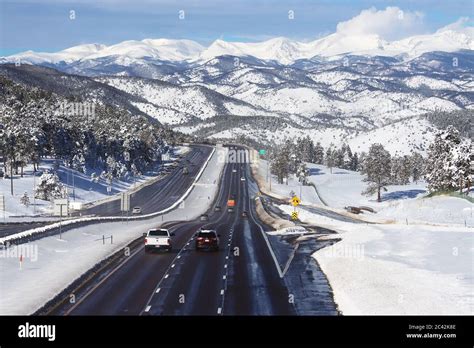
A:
[259,149,266,155]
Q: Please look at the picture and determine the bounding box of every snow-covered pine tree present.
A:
[20,191,30,207]
[34,171,65,201]
[326,145,335,174]
[350,152,359,171]
[410,152,424,184]
[297,162,308,185]
[425,126,472,193]
[313,142,324,165]
[362,144,392,202]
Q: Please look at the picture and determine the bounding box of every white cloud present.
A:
[436,17,473,36]
[336,6,426,41]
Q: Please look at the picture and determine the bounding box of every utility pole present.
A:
[33,172,36,214]
[72,169,75,201]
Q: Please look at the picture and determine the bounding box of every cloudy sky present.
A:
[0,0,472,55]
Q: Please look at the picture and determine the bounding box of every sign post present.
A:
[54,199,69,239]
[120,192,130,223]
[290,195,300,221]
[0,194,5,221]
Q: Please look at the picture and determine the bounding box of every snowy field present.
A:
[257,158,473,227]
[279,205,474,315]
[0,146,225,315]
[0,146,190,221]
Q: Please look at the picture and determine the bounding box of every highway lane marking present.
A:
[140,221,206,315]
[177,255,181,259]
[64,244,144,315]
[171,264,175,268]
[156,288,161,294]
[145,305,151,312]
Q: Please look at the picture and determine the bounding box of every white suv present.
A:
[145,228,174,252]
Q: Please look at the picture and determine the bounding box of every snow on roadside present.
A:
[280,204,473,315]
[0,147,226,315]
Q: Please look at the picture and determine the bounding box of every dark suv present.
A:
[195,229,220,251]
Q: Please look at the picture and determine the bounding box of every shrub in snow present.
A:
[34,171,65,201]
[20,191,30,207]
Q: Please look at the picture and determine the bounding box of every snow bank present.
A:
[280,205,473,315]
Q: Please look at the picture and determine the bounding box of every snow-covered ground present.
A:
[256,158,323,205]
[279,205,474,315]
[0,146,190,221]
[0,146,225,315]
[257,158,473,227]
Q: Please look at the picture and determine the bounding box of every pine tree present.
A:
[34,171,65,201]
[362,144,392,202]
[410,152,424,184]
[326,145,335,174]
[313,142,324,164]
[20,191,30,207]
[425,126,472,192]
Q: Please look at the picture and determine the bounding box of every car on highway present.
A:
[214,206,222,212]
[195,229,220,251]
[132,206,142,214]
[145,228,174,252]
[241,211,248,218]
[240,177,246,181]
[200,214,209,221]
[232,168,237,173]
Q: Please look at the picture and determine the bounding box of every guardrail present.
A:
[0,146,216,246]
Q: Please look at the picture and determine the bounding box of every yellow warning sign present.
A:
[291,211,299,220]
[291,196,301,207]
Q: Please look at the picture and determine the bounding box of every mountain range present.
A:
[1,27,473,155]
[2,26,473,66]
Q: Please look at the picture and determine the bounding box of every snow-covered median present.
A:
[280,205,473,315]
[0,146,226,315]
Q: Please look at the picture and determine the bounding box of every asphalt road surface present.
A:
[81,145,212,216]
[67,148,296,316]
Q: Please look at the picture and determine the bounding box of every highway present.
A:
[81,145,212,216]
[0,145,211,238]
[65,148,296,316]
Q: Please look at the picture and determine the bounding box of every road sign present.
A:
[120,192,130,212]
[53,199,69,217]
[259,149,266,155]
[291,196,301,207]
[291,211,298,220]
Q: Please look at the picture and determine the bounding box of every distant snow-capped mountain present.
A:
[2,27,473,66]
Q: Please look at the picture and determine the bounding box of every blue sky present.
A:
[0,0,471,55]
